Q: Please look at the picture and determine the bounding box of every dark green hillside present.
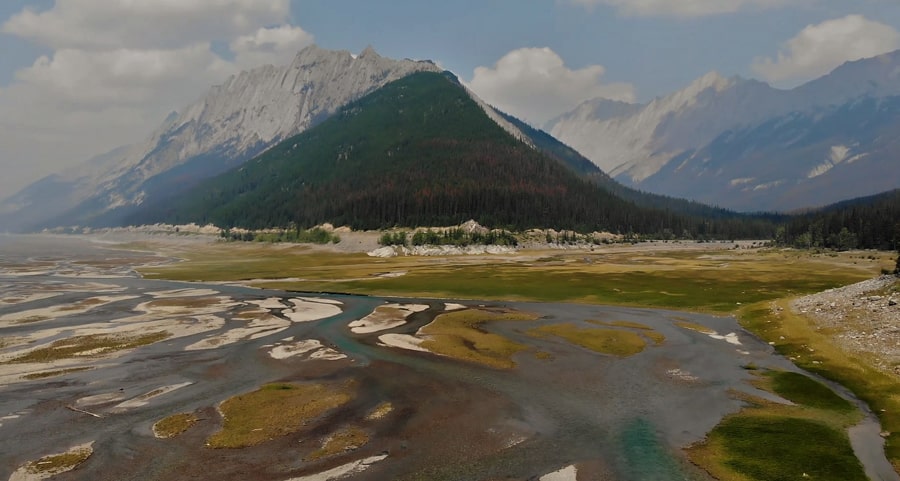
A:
[131,72,772,238]
[776,189,900,250]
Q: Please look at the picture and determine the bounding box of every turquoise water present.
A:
[618,418,698,481]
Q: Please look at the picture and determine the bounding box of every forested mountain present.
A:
[0,46,440,232]
[775,189,900,250]
[129,72,774,239]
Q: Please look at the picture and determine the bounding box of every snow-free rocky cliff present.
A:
[549,50,900,212]
[1,45,443,231]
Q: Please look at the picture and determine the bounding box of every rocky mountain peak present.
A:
[358,45,379,60]
[795,48,900,106]
[103,44,442,196]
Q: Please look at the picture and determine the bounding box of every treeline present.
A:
[773,189,900,250]
[220,227,340,244]
[379,228,518,247]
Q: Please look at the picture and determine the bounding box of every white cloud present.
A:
[752,15,900,84]
[0,1,315,198]
[1,0,290,49]
[467,47,636,126]
[231,25,315,70]
[14,46,232,107]
[568,0,795,17]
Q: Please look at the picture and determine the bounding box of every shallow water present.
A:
[0,234,892,481]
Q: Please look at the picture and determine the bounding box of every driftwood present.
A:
[65,405,103,418]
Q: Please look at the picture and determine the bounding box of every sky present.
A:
[1,0,900,200]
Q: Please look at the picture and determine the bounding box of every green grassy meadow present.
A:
[141,244,887,313]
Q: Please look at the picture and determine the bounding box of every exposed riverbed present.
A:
[0,234,892,481]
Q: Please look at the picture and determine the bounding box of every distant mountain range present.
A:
[2,45,897,237]
[548,50,900,212]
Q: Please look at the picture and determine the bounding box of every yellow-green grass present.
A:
[765,370,856,413]
[23,367,92,380]
[306,426,369,461]
[588,319,666,345]
[144,297,224,309]
[739,300,900,470]
[25,445,92,475]
[690,370,866,481]
[140,245,881,313]
[673,320,716,335]
[643,330,666,346]
[589,319,653,330]
[3,332,170,364]
[233,308,268,320]
[154,413,199,439]
[418,309,537,369]
[207,382,353,449]
[529,323,647,357]
[534,351,554,361]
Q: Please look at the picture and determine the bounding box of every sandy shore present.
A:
[349,303,428,334]
[377,333,429,352]
[539,465,577,481]
[285,455,388,481]
[284,298,343,323]
[266,338,347,361]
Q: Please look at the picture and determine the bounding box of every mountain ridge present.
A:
[549,49,900,212]
[130,71,774,240]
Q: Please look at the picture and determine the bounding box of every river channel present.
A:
[0,235,893,481]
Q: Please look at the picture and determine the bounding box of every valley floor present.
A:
[1,232,897,481]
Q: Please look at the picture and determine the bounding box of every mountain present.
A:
[129,71,774,239]
[0,145,134,230]
[549,50,900,212]
[0,45,442,232]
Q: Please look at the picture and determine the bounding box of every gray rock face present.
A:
[2,45,441,230]
[549,50,900,212]
[116,46,440,185]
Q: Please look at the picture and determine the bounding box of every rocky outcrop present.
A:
[792,275,900,374]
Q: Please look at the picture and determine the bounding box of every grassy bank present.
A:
[418,309,537,369]
[3,332,170,363]
[690,369,866,481]
[527,323,651,357]
[208,382,353,448]
[154,413,200,439]
[739,300,900,470]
